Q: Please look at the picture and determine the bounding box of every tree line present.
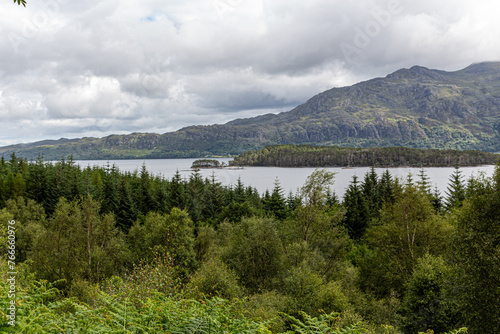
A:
[0,153,499,333]
[230,144,500,167]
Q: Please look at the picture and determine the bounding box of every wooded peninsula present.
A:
[230,145,500,167]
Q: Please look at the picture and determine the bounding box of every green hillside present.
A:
[2,62,500,160]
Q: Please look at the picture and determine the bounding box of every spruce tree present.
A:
[138,164,156,214]
[417,168,432,196]
[168,170,187,210]
[361,167,380,219]
[101,164,120,214]
[116,177,137,231]
[187,170,206,225]
[202,172,225,222]
[378,169,395,204]
[445,167,465,211]
[342,175,370,240]
[264,178,288,220]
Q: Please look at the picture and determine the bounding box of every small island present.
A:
[191,159,225,169]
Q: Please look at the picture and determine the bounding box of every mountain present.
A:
[2,62,500,160]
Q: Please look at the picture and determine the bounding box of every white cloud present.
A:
[0,0,499,146]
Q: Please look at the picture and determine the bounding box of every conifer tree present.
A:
[378,169,395,204]
[342,175,370,240]
[116,177,137,231]
[101,164,120,214]
[168,170,187,210]
[202,172,225,222]
[264,178,288,220]
[13,172,26,198]
[445,167,465,211]
[361,167,380,218]
[187,170,206,224]
[417,168,432,196]
[138,164,156,214]
[234,177,246,203]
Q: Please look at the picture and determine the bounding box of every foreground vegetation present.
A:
[0,153,499,333]
[230,145,499,167]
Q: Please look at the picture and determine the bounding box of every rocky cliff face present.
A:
[2,62,500,159]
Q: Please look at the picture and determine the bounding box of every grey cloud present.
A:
[0,0,499,146]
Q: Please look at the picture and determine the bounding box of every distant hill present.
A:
[2,62,500,160]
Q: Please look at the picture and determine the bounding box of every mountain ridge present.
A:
[2,61,500,160]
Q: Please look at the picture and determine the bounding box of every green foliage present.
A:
[231,145,500,168]
[403,254,461,333]
[452,163,500,333]
[127,208,197,276]
[281,311,400,334]
[0,156,498,333]
[361,184,452,297]
[189,256,244,300]
[343,175,370,240]
[217,201,258,224]
[223,217,283,293]
[30,195,129,287]
[445,167,466,211]
[14,0,26,7]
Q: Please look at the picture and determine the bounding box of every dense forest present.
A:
[0,153,499,333]
[230,145,500,167]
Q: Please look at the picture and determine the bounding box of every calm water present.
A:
[75,158,496,198]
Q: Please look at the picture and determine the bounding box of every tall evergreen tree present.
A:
[233,177,246,203]
[101,164,120,214]
[378,169,395,204]
[138,164,156,214]
[116,177,137,231]
[168,170,187,210]
[417,168,432,196]
[187,170,206,225]
[202,172,225,222]
[361,167,380,219]
[342,175,370,240]
[264,178,288,220]
[445,167,465,211]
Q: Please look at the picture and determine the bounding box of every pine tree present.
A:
[101,164,120,214]
[234,177,246,203]
[287,190,301,211]
[445,167,465,211]
[417,168,432,196]
[430,185,443,213]
[378,169,395,204]
[362,167,380,219]
[202,172,225,222]
[13,172,26,198]
[264,178,288,220]
[342,175,370,240]
[138,164,157,214]
[187,170,206,225]
[116,177,137,231]
[168,170,187,210]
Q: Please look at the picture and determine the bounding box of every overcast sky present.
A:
[0,0,499,146]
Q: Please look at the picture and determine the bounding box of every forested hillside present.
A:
[2,62,500,160]
[230,145,499,167]
[0,153,499,333]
